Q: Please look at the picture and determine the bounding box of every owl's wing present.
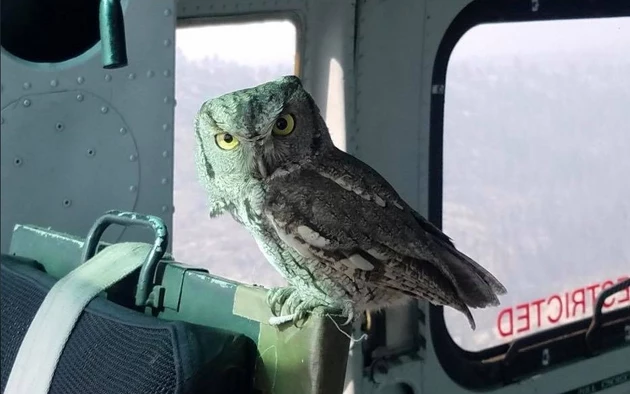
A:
[264,149,506,314]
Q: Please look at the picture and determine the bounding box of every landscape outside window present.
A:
[442,18,630,351]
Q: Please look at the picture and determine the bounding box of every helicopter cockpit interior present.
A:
[1,1,629,393]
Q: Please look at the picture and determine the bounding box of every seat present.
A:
[0,254,256,394]
[4,213,352,394]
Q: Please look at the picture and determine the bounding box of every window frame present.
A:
[428,0,630,389]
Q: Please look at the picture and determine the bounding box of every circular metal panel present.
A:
[1,90,139,245]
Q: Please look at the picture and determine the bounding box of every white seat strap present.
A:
[4,242,153,394]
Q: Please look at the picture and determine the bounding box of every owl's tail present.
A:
[439,246,507,311]
[450,300,476,330]
[432,247,507,330]
[389,252,501,330]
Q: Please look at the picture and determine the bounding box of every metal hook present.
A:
[585,278,630,353]
[99,0,128,69]
[81,210,169,307]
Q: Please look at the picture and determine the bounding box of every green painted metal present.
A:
[9,222,351,394]
[99,0,128,68]
[158,268,261,344]
[9,224,174,279]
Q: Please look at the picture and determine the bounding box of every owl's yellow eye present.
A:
[272,114,295,136]
[215,133,240,150]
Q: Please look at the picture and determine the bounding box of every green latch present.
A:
[99,0,128,68]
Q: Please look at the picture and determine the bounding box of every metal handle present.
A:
[81,210,169,307]
[99,0,128,69]
[585,278,630,353]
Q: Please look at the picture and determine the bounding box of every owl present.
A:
[194,75,506,329]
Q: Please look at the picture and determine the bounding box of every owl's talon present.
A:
[282,291,304,316]
[267,287,356,327]
[340,301,356,325]
[266,292,330,327]
[320,301,355,325]
[266,286,295,305]
[340,311,354,326]
[269,313,298,326]
[266,286,297,316]
[289,299,319,326]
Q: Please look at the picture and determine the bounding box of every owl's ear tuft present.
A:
[277,75,303,89]
[281,75,301,82]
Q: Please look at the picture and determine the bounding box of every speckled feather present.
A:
[194,75,507,329]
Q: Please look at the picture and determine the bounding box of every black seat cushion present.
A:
[0,255,256,394]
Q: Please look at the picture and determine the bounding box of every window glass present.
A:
[442,18,630,351]
[173,21,296,287]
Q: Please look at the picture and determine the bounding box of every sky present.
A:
[176,20,296,67]
[453,17,630,59]
[175,17,629,66]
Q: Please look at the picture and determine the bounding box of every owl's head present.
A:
[194,75,333,211]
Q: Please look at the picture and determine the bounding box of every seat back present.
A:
[1,255,256,394]
[7,220,352,394]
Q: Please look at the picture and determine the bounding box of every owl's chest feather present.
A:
[227,182,327,291]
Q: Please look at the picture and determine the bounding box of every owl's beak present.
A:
[252,128,273,179]
[256,157,268,178]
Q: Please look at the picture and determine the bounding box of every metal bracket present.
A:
[531,0,540,12]
[585,278,630,354]
[80,210,169,307]
[431,84,445,95]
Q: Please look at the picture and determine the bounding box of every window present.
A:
[442,17,630,352]
[173,20,297,287]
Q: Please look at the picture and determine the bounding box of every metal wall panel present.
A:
[1,0,176,251]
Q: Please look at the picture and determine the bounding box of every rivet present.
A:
[128,73,136,80]
[22,99,31,107]
[161,178,169,185]
[163,96,170,104]
[161,205,169,213]
[105,74,112,82]
[147,70,155,78]
[0,117,4,124]
[13,157,23,167]
[163,39,172,47]
[55,122,64,131]
[23,82,31,90]
[76,94,84,101]
[162,123,170,131]
[162,150,170,158]
[119,127,127,134]
[62,199,72,208]
[164,8,172,16]
[77,76,85,84]
[163,69,171,77]
[86,148,96,157]
[129,185,137,192]
[129,154,137,162]
[50,79,58,87]
[100,106,109,114]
